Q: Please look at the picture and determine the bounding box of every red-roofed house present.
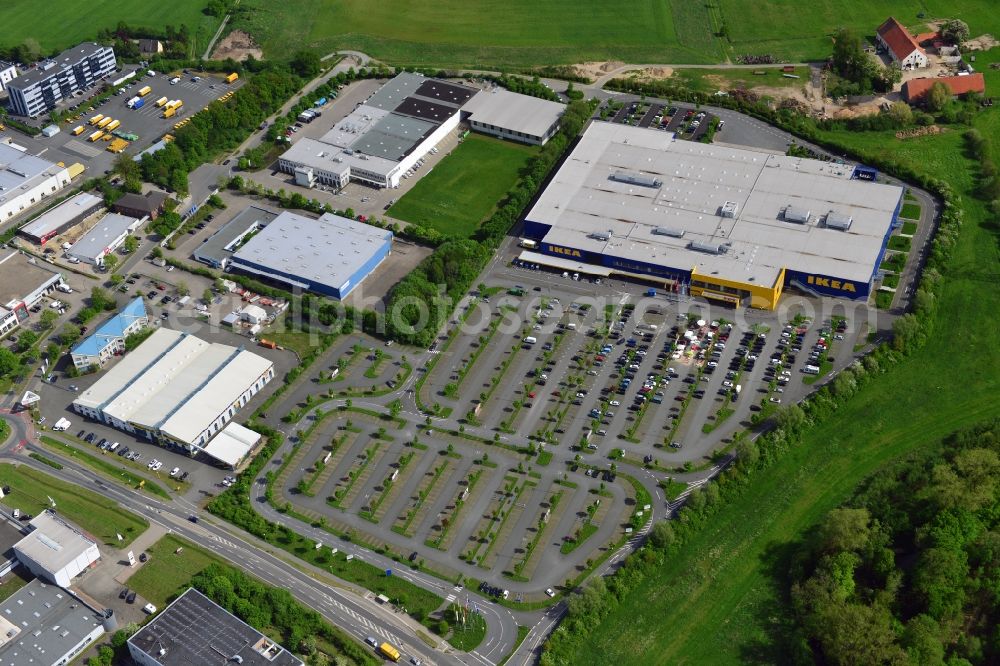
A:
[876,17,928,69]
[902,73,986,104]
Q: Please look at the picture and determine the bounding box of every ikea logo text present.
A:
[807,275,856,293]
[548,245,582,258]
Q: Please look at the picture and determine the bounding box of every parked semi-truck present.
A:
[132,98,145,110]
[72,126,85,136]
[162,107,176,118]
[89,114,104,125]
[97,117,113,129]
[137,85,152,97]
[378,643,400,662]
[126,96,140,108]
[88,131,105,142]
[105,119,121,131]
[225,72,239,83]
[155,96,168,107]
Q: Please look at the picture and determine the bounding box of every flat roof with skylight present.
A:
[525,122,902,299]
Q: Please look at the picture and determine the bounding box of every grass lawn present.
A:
[888,235,912,251]
[445,603,488,651]
[0,0,221,56]
[0,463,148,545]
[235,0,723,67]
[126,534,219,607]
[0,568,32,603]
[899,202,921,219]
[901,221,918,235]
[263,323,326,358]
[554,121,1000,663]
[389,135,538,238]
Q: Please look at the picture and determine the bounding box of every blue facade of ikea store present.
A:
[522,187,901,306]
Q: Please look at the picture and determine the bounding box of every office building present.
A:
[70,297,148,371]
[521,122,903,309]
[111,190,169,220]
[6,43,116,117]
[65,212,141,267]
[462,87,563,145]
[0,250,63,337]
[0,61,17,92]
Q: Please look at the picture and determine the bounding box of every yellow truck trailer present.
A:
[162,107,176,119]
[105,119,121,131]
[378,643,400,662]
[88,131,105,142]
[97,117,113,129]
[155,96,169,107]
[89,114,104,126]
[72,126,85,135]
[226,72,239,83]
[137,85,152,97]
[107,138,129,153]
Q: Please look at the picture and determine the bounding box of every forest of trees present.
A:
[790,419,1000,664]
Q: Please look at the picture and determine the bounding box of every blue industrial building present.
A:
[229,211,392,299]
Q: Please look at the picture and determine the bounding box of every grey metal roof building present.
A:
[463,87,564,145]
[128,588,303,666]
[193,205,279,269]
[7,43,116,117]
[65,212,141,266]
[0,579,106,666]
[522,122,903,308]
[0,143,72,223]
[229,211,392,299]
[18,192,103,245]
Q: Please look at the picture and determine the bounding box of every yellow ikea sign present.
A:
[547,245,582,258]
[807,275,856,293]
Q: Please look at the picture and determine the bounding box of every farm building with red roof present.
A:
[876,17,928,69]
[902,73,986,104]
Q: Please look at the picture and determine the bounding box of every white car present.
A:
[147,459,159,469]
[609,400,621,406]
[142,603,157,614]
[152,461,163,471]
[545,588,556,597]
[169,467,181,477]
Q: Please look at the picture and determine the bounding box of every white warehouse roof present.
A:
[14,512,97,575]
[463,87,565,139]
[203,422,262,468]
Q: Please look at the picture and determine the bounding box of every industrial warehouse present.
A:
[17,192,103,245]
[521,122,903,308]
[72,327,273,465]
[0,141,72,222]
[229,210,393,299]
[278,72,564,189]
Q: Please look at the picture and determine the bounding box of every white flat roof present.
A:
[464,87,565,138]
[202,422,261,467]
[527,122,902,286]
[231,211,391,293]
[279,137,399,179]
[14,512,96,573]
[73,328,273,446]
[70,213,138,261]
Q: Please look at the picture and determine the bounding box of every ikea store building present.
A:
[521,122,903,309]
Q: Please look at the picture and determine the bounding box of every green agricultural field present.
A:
[0,0,222,57]
[388,134,538,238]
[719,0,1000,62]
[234,0,723,67]
[0,463,148,545]
[551,121,1000,663]
[670,66,810,94]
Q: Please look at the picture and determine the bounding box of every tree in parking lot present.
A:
[39,309,59,330]
[109,274,124,287]
[102,253,119,273]
[202,288,213,305]
[58,324,82,347]
[90,287,115,311]
[0,349,17,378]
[15,330,38,353]
[176,281,190,297]
[123,235,139,254]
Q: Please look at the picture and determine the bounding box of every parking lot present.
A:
[610,100,717,141]
[0,70,243,207]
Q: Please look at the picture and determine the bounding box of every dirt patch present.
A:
[574,61,626,80]
[896,125,946,140]
[965,34,999,51]
[210,30,262,62]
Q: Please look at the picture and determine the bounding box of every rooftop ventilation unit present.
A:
[783,206,811,224]
[825,211,853,231]
[652,227,685,238]
[589,231,612,241]
[610,170,662,188]
[689,241,729,255]
[719,201,738,218]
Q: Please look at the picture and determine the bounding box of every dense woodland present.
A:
[790,419,1000,664]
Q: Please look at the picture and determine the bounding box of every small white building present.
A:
[13,511,101,588]
[239,304,268,325]
[0,61,17,92]
[202,422,263,469]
